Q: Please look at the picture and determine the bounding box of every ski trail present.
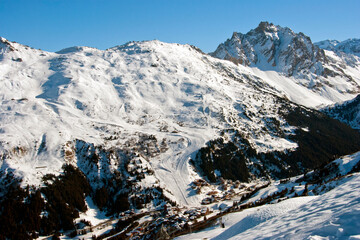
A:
[154,127,213,207]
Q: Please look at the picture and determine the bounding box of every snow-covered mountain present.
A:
[316,38,360,57]
[211,22,360,100]
[211,22,326,76]
[1,23,360,239]
[314,39,340,51]
[0,35,357,191]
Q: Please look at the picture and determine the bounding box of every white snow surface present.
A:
[79,196,109,226]
[0,37,359,207]
[176,173,360,240]
[334,151,360,175]
[314,40,340,51]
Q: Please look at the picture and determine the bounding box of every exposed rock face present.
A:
[211,22,327,77]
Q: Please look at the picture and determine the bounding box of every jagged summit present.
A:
[211,22,360,100]
[253,21,293,35]
[0,37,11,45]
[255,21,276,32]
[211,22,326,77]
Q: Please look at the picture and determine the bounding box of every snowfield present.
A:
[176,152,360,239]
[177,173,360,240]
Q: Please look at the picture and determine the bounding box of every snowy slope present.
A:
[223,174,360,240]
[178,175,360,240]
[177,153,360,240]
[314,39,340,51]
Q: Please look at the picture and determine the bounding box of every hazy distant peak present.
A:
[314,40,340,51]
[336,38,360,57]
[315,38,360,57]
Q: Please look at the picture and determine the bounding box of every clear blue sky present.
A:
[1,0,359,53]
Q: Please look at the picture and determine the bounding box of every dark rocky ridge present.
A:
[323,94,360,130]
[194,100,360,183]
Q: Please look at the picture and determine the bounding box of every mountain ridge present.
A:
[1,23,360,239]
[210,22,326,75]
[211,22,360,100]
[323,94,360,130]
[315,38,360,57]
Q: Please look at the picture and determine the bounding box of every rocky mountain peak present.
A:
[252,21,291,36]
[255,21,275,32]
[211,22,326,77]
